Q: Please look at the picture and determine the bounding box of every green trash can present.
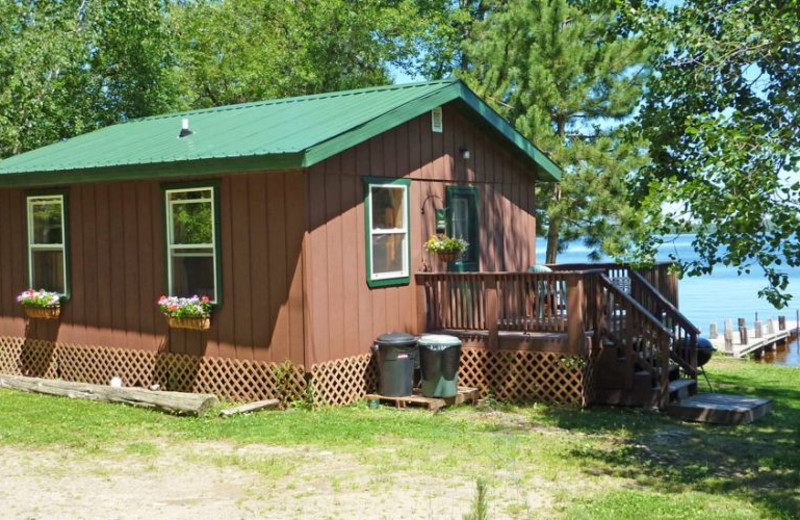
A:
[418,334,462,398]
[374,332,418,397]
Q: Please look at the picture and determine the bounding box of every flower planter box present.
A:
[24,306,61,320]
[166,316,211,331]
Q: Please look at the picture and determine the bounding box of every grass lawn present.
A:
[0,357,798,519]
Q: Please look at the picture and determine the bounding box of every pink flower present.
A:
[201,296,210,304]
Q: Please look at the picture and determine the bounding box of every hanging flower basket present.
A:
[158,295,212,331]
[17,289,61,320]
[436,251,459,263]
[24,305,61,320]
[166,316,211,331]
[424,235,468,264]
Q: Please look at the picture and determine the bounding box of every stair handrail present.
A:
[598,274,673,409]
[628,270,699,377]
[628,270,700,334]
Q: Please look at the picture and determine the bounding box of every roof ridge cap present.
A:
[130,79,459,124]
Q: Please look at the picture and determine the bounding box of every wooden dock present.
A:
[708,316,797,358]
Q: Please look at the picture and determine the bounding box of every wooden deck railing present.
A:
[549,262,679,306]
[629,271,699,377]
[416,271,602,355]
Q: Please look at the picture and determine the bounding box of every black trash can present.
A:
[418,334,462,398]
[374,332,418,397]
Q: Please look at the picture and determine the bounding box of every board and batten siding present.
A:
[0,171,306,366]
[304,103,538,365]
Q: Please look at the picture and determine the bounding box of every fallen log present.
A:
[219,398,280,417]
[0,374,218,416]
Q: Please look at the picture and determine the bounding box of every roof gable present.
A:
[0,79,561,186]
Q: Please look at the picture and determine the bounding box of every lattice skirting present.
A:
[0,337,58,379]
[458,347,592,406]
[309,353,377,407]
[0,337,591,407]
[306,349,590,407]
[0,337,306,407]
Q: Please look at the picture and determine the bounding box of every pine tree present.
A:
[462,0,651,263]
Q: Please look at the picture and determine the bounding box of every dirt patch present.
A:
[0,440,552,519]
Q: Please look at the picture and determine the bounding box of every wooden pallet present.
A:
[366,386,480,411]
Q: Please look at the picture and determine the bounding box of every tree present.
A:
[628,0,800,307]
[1,0,450,156]
[460,0,652,263]
[170,0,447,107]
[0,0,184,159]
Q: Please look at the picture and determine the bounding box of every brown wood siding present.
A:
[0,171,307,366]
[304,104,539,364]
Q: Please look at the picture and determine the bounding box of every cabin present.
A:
[0,79,698,407]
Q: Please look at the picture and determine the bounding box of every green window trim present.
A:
[25,189,71,300]
[161,180,223,307]
[446,185,479,272]
[363,177,411,288]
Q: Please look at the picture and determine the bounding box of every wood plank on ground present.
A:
[219,399,280,417]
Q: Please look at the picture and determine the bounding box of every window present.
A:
[26,194,69,295]
[446,186,479,272]
[164,184,220,303]
[365,177,410,287]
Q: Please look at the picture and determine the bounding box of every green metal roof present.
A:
[0,79,562,187]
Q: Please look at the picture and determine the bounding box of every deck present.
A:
[415,263,700,410]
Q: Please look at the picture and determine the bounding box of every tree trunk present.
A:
[544,115,568,265]
[545,215,561,264]
[545,183,562,264]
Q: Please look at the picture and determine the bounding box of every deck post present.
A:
[486,276,499,349]
[416,281,428,334]
[566,274,585,356]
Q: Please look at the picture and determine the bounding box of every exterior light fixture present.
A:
[460,147,471,160]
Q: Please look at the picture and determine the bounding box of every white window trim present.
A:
[165,186,219,303]
[367,182,410,282]
[26,194,68,296]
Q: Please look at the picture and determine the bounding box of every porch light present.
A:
[460,147,471,160]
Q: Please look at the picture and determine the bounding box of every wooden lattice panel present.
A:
[310,354,377,406]
[0,338,307,407]
[0,336,58,378]
[458,348,589,405]
[59,343,157,387]
[160,354,307,406]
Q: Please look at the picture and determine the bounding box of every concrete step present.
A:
[669,379,697,402]
[668,393,773,425]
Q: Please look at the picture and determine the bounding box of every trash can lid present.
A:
[375,332,417,346]
[418,334,462,347]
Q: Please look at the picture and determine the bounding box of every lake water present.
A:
[537,235,800,366]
